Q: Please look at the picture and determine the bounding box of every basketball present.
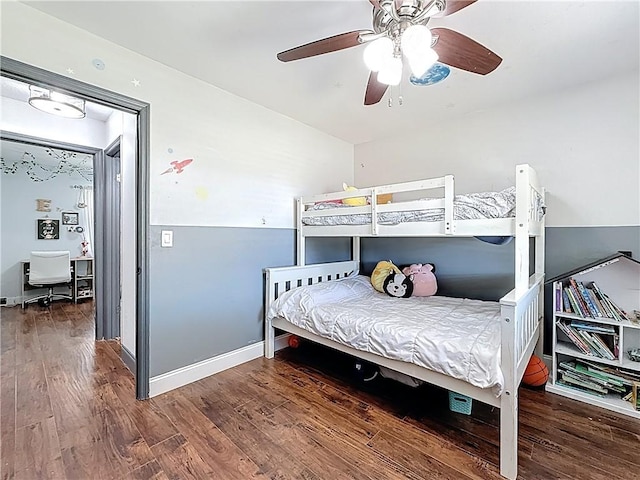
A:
[522,355,549,388]
[288,335,300,349]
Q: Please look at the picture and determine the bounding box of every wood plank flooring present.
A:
[1,301,639,479]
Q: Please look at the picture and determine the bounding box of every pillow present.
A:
[342,183,367,206]
[401,263,437,297]
[371,260,401,293]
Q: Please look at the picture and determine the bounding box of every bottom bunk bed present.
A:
[264,260,544,480]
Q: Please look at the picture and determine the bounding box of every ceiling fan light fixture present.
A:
[28,86,86,119]
[363,37,394,72]
[377,56,403,86]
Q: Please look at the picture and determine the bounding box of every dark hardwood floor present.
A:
[1,301,639,479]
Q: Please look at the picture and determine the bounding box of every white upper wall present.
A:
[0,2,353,229]
[354,73,640,227]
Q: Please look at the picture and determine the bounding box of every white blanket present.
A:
[268,275,504,395]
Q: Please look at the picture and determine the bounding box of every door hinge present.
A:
[116,173,121,182]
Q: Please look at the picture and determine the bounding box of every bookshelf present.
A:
[546,253,640,419]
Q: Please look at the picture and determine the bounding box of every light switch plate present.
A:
[161,230,173,247]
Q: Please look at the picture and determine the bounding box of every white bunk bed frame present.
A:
[264,164,545,480]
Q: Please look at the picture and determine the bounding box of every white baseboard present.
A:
[149,333,291,397]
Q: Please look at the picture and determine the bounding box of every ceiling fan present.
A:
[277,0,502,105]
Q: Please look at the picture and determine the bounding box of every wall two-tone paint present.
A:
[1,3,353,379]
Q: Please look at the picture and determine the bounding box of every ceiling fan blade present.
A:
[364,72,389,105]
[431,28,502,75]
[277,30,372,62]
[436,0,478,17]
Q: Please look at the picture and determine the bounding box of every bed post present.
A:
[500,301,518,480]
[352,237,360,265]
[535,187,546,359]
[264,268,276,358]
[514,165,530,297]
[297,197,305,266]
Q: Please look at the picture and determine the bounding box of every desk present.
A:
[21,257,94,308]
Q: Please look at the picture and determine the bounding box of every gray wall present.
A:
[148,226,348,377]
[148,225,638,376]
[361,236,526,301]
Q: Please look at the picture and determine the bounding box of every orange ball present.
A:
[522,355,549,388]
[288,335,300,349]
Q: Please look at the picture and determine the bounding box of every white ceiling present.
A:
[24,1,640,145]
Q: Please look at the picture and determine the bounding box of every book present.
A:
[588,282,615,318]
[565,286,585,317]
[562,289,572,313]
[574,279,599,317]
[557,322,590,355]
[585,289,605,317]
[570,320,616,334]
[590,282,626,321]
[555,281,563,312]
[569,278,593,317]
[603,293,629,321]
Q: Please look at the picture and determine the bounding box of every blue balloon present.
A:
[410,63,451,86]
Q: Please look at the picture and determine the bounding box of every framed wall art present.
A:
[62,211,79,225]
[37,219,60,240]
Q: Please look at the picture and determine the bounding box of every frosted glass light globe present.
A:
[363,37,394,72]
[377,56,403,86]
[407,48,439,77]
[401,25,433,58]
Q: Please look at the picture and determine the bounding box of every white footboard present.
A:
[498,272,544,480]
[263,261,359,358]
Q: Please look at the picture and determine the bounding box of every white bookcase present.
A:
[546,254,640,418]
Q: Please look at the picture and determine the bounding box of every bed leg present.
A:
[265,320,275,359]
[500,389,519,480]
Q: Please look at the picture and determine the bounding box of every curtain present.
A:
[78,186,94,257]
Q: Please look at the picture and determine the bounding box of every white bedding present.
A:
[302,186,545,226]
[268,275,504,394]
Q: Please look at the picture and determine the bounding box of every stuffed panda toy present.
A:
[383,272,414,298]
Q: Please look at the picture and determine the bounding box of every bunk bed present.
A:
[264,164,545,480]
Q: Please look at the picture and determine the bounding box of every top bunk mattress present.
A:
[302,186,544,226]
[268,275,504,395]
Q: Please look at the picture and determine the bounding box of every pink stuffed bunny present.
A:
[402,263,437,297]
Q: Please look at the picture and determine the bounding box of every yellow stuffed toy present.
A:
[342,183,367,206]
[342,183,393,205]
[371,260,401,293]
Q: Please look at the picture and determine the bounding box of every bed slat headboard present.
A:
[264,260,359,302]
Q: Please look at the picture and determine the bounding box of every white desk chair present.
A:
[25,251,73,307]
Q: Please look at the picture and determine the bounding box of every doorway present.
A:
[0,56,150,399]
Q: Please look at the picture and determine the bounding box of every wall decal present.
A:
[36,199,52,212]
[161,158,193,175]
[195,186,209,201]
[131,79,141,87]
[1,148,92,182]
[37,219,60,240]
